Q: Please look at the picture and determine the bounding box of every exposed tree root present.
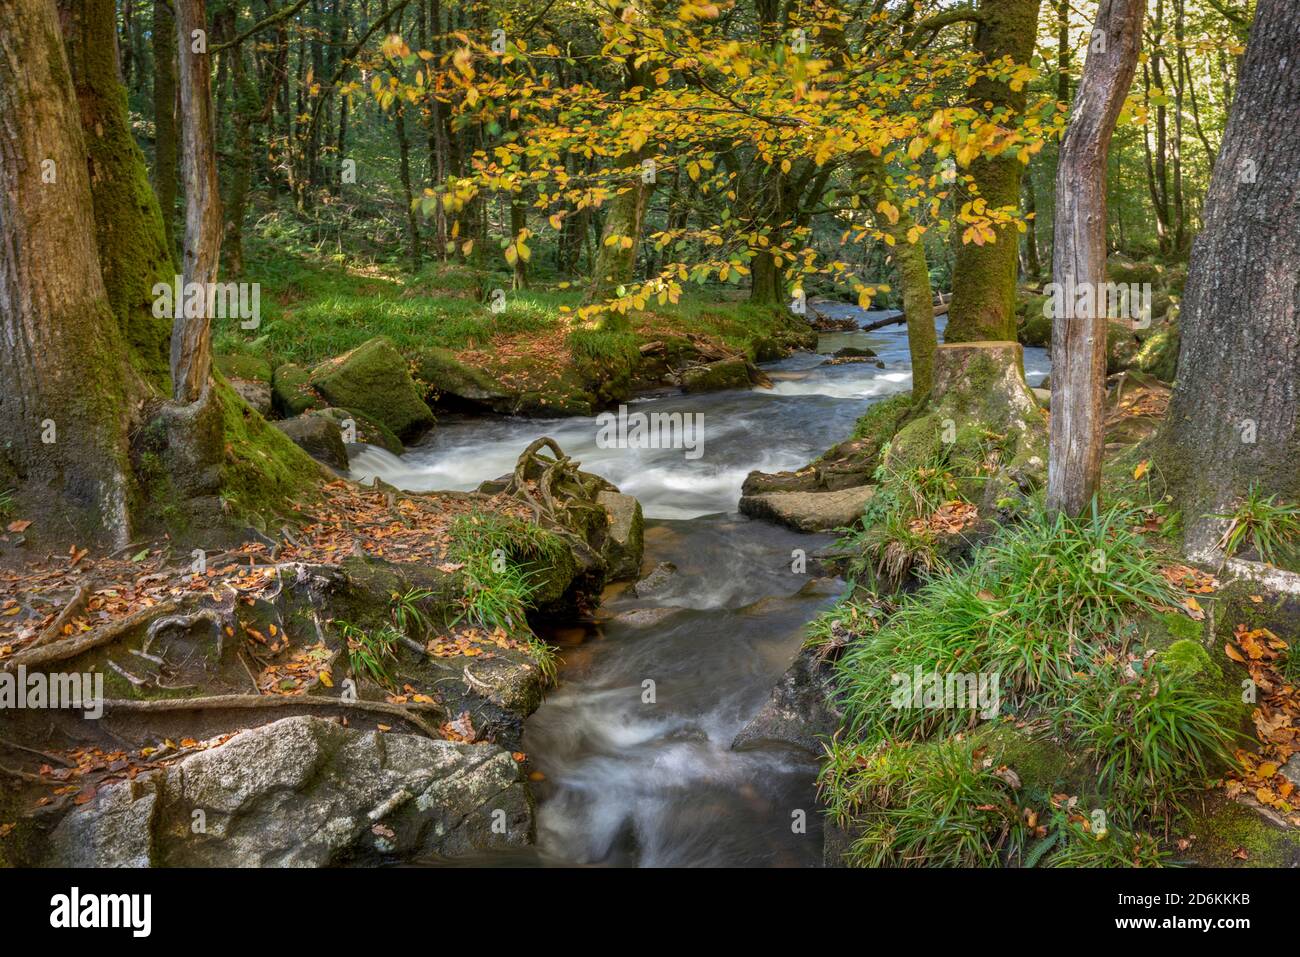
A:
[99,692,445,739]
[3,599,181,673]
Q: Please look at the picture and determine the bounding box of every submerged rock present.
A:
[739,485,875,533]
[732,646,841,756]
[632,561,678,597]
[310,336,434,439]
[47,716,532,867]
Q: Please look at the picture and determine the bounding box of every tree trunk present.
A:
[172,0,223,403]
[152,0,178,256]
[393,104,422,270]
[858,156,938,398]
[945,0,1041,343]
[1046,0,1144,517]
[0,0,136,545]
[60,0,175,384]
[1158,0,1300,554]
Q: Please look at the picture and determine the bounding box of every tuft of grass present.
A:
[1060,659,1236,816]
[1212,482,1300,566]
[0,489,14,519]
[838,447,961,590]
[835,504,1179,743]
[1039,814,1172,868]
[821,736,1025,868]
[391,587,437,641]
[446,511,567,680]
[338,619,400,688]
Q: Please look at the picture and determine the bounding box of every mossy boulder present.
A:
[1106,256,1163,287]
[680,357,752,393]
[596,490,645,581]
[1015,292,1052,347]
[273,411,349,471]
[310,337,434,439]
[415,347,513,406]
[215,354,272,382]
[1132,324,1180,382]
[271,362,322,417]
[1106,321,1141,375]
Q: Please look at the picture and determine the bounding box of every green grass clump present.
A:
[446,511,568,680]
[0,488,14,519]
[838,445,962,589]
[338,619,400,688]
[1037,814,1172,868]
[1061,659,1236,816]
[821,736,1025,868]
[1211,482,1300,566]
[836,504,1179,743]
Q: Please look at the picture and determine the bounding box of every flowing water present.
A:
[353,310,1049,867]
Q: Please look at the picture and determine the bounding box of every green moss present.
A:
[215,379,321,528]
[215,354,272,382]
[309,337,434,438]
[1161,638,1222,684]
[1190,798,1300,867]
[271,362,321,416]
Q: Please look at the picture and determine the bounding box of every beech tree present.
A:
[0,0,138,545]
[1159,0,1300,553]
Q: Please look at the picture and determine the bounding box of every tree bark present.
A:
[1046,0,1144,517]
[152,0,178,254]
[60,0,175,384]
[1158,0,1300,554]
[945,0,1041,343]
[0,0,135,545]
[172,0,223,403]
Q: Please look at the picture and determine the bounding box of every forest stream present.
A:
[350,308,1050,866]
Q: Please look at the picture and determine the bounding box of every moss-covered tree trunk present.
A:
[0,0,138,546]
[858,156,937,398]
[1158,0,1300,554]
[945,0,1040,343]
[152,0,178,256]
[60,0,175,385]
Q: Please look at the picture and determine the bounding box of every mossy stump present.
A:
[888,341,1048,515]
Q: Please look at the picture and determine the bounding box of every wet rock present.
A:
[739,485,875,533]
[1032,387,1050,409]
[228,377,272,416]
[610,606,682,628]
[310,337,434,439]
[317,407,403,455]
[274,411,349,470]
[680,357,752,393]
[831,346,878,359]
[632,561,677,597]
[46,716,532,867]
[732,647,840,756]
[271,362,321,417]
[597,490,644,581]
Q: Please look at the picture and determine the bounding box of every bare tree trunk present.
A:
[172,0,223,403]
[1046,0,1144,517]
[1159,0,1300,555]
[0,0,135,545]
